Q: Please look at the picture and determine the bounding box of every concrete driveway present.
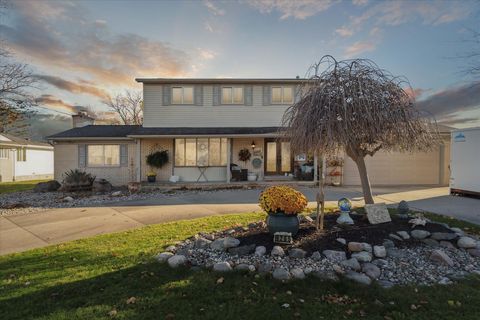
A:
[1,186,479,255]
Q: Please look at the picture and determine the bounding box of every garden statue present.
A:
[397,200,409,219]
[336,197,354,225]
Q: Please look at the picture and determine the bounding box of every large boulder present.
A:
[92,179,113,193]
[272,268,290,280]
[167,255,187,268]
[213,262,233,272]
[34,180,61,193]
[322,250,347,262]
[411,230,431,240]
[457,237,477,249]
[344,271,372,285]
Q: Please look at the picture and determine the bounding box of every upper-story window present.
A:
[172,86,194,104]
[271,86,293,104]
[222,87,243,104]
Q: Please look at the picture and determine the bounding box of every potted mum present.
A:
[259,185,308,236]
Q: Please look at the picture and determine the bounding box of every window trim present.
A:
[171,86,194,105]
[87,144,121,168]
[221,86,244,105]
[271,86,294,104]
[174,138,228,167]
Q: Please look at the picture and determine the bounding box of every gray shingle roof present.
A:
[47,125,140,139]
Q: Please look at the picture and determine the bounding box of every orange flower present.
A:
[259,185,308,215]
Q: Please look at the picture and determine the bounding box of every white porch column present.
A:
[226,138,231,183]
[136,139,141,182]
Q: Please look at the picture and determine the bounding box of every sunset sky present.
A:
[1,0,479,138]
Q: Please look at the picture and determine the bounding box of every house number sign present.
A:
[274,232,293,244]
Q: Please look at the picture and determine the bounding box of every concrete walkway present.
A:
[1,186,479,255]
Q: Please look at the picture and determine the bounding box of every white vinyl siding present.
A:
[143,84,291,127]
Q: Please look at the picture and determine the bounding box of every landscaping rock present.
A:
[377,280,395,288]
[272,268,290,281]
[291,268,306,279]
[449,227,465,236]
[362,263,381,279]
[422,238,440,247]
[431,232,458,241]
[344,271,372,285]
[430,250,454,267]
[311,251,322,260]
[167,255,187,268]
[223,237,240,249]
[254,246,266,256]
[322,250,347,262]
[92,179,113,193]
[348,242,364,252]
[389,233,403,241]
[228,244,255,256]
[457,237,477,249]
[111,191,122,197]
[351,251,372,263]
[235,264,252,271]
[341,258,361,271]
[382,239,395,249]
[213,262,233,272]
[257,262,273,274]
[155,252,173,263]
[271,246,285,257]
[411,230,431,240]
[468,249,480,257]
[165,245,176,253]
[289,248,307,259]
[373,245,387,258]
[210,238,225,251]
[33,180,60,193]
[372,259,389,268]
[313,270,339,282]
[386,248,405,259]
[439,241,456,250]
[362,243,373,253]
[396,231,410,240]
[194,237,212,249]
[63,196,74,202]
[336,238,346,245]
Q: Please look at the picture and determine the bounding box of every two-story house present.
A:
[48,78,451,186]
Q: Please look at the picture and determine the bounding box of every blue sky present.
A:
[1,0,480,136]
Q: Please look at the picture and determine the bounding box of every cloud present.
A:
[204,21,214,32]
[404,87,429,100]
[1,1,191,87]
[246,0,337,20]
[203,0,225,16]
[29,114,71,141]
[35,75,111,101]
[344,40,376,58]
[416,83,480,122]
[197,48,217,60]
[352,0,368,6]
[335,26,354,37]
[35,94,81,114]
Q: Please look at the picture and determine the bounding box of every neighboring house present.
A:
[0,133,54,182]
[48,79,451,186]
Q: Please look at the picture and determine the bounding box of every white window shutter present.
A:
[212,85,221,106]
[244,85,253,106]
[162,85,171,105]
[262,86,271,105]
[194,85,203,105]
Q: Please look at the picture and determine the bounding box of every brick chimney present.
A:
[72,112,95,128]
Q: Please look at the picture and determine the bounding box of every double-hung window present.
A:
[271,86,294,104]
[172,86,194,104]
[222,87,243,104]
[16,148,26,162]
[87,145,120,167]
[175,138,228,166]
[0,148,9,159]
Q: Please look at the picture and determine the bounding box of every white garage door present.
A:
[343,149,442,185]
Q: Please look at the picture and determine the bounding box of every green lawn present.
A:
[0,179,48,194]
[1,212,479,320]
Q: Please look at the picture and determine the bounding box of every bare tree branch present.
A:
[104,90,143,125]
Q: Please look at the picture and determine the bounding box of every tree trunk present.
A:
[316,153,325,230]
[353,155,374,204]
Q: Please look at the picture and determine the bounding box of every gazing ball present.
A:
[338,198,352,212]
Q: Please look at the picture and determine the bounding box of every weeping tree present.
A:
[282,56,438,230]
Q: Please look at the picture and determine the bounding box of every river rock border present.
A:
[156,221,480,287]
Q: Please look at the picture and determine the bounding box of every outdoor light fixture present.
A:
[251,141,256,150]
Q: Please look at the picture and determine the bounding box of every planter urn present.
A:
[147,175,156,183]
[266,212,300,236]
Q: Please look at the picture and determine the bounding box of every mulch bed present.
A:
[233,214,455,255]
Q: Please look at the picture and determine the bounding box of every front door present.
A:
[264,138,292,175]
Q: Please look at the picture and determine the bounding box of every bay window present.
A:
[175,138,228,166]
[87,145,120,167]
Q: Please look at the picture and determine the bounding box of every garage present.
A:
[342,143,450,186]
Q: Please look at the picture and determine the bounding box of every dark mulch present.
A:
[234,214,455,254]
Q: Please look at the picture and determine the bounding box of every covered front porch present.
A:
[131,128,320,184]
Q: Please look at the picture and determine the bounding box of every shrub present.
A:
[259,185,308,215]
[146,150,169,170]
[62,169,96,192]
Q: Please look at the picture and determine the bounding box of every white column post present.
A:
[136,139,141,182]
[226,138,231,183]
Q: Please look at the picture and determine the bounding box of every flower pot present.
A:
[147,175,156,183]
[266,212,300,236]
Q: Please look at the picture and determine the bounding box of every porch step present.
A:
[263,175,295,181]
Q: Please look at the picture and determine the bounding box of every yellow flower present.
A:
[258,185,307,215]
